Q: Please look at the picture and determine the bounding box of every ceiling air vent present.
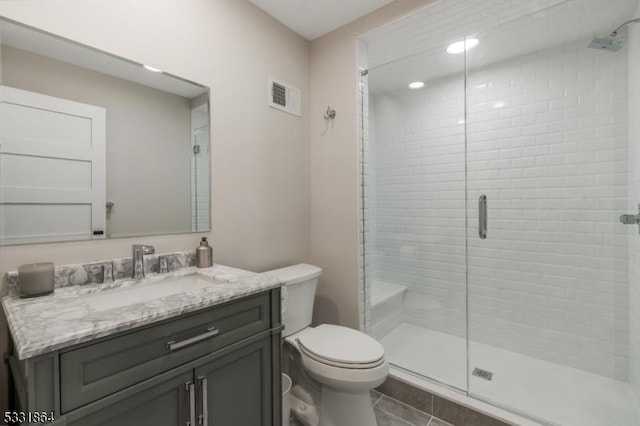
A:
[268,77,301,117]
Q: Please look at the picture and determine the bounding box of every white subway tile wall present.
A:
[466,39,628,380]
[368,38,629,380]
[370,74,468,341]
[365,86,378,335]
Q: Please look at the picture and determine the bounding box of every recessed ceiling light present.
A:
[408,81,425,89]
[143,64,163,73]
[447,38,479,54]
[493,101,506,109]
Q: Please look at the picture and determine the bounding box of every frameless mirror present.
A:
[0,18,211,245]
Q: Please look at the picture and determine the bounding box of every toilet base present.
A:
[318,386,377,426]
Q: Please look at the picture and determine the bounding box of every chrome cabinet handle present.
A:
[479,195,487,239]
[167,327,219,351]
[198,376,208,425]
[187,381,195,426]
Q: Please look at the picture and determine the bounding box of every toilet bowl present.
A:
[264,264,389,426]
[286,325,388,426]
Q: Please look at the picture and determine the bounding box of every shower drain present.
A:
[472,367,493,381]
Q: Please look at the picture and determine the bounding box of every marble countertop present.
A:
[2,265,281,360]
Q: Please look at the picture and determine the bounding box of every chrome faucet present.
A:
[132,244,155,279]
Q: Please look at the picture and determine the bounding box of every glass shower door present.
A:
[464,1,638,424]
[364,41,469,390]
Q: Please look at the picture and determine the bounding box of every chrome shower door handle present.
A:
[479,195,487,239]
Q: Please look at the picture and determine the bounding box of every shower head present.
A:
[588,37,623,52]
[588,18,640,52]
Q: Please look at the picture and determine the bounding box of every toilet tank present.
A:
[264,264,322,337]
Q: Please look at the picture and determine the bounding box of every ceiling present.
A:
[248,0,394,40]
[363,0,639,94]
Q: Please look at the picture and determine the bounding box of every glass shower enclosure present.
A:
[361,0,640,424]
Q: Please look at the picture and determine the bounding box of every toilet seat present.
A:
[296,324,385,369]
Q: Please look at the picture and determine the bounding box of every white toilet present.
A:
[265,264,388,426]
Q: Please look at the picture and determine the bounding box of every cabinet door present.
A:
[66,371,192,426]
[195,337,274,426]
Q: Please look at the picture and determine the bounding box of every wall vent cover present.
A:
[268,77,301,117]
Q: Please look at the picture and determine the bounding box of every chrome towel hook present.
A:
[324,106,336,120]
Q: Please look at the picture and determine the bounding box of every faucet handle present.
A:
[159,256,169,274]
[102,262,114,283]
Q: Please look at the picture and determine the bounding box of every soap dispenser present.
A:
[196,237,213,268]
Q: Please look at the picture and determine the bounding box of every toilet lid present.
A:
[297,324,385,368]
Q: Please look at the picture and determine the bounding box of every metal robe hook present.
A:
[324,106,336,120]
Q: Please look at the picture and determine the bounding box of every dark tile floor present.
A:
[375,377,510,426]
[372,391,454,426]
[288,390,454,426]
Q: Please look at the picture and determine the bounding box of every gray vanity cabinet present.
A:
[8,288,282,426]
[195,336,273,425]
[65,370,192,426]
[66,336,273,426]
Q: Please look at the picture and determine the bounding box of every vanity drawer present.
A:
[60,292,271,413]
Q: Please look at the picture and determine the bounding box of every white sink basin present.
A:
[84,275,217,311]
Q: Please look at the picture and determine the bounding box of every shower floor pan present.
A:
[380,323,640,426]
